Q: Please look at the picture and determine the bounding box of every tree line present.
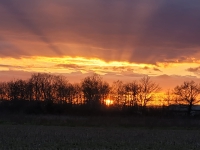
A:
[0,73,200,116]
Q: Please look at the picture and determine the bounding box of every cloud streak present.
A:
[187,66,200,76]
[0,0,63,56]
[0,0,200,63]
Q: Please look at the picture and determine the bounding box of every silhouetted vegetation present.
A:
[174,81,200,116]
[0,73,200,117]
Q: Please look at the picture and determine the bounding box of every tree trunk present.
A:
[188,103,192,116]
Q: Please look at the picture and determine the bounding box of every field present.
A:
[1,115,200,150]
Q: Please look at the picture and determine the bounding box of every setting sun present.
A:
[105,99,113,106]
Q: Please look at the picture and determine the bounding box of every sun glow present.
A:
[0,56,157,74]
[1,55,198,89]
[105,99,113,106]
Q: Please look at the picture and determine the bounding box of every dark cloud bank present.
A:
[0,0,200,64]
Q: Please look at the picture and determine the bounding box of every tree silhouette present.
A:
[72,83,83,105]
[0,82,8,100]
[81,74,110,108]
[174,81,200,116]
[7,79,27,101]
[53,75,70,104]
[110,80,125,107]
[2,72,198,117]
[124,81,140,107]
[138,76,161,107]
[29,73,43,101]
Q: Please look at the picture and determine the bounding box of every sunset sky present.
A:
[0,0,200,91]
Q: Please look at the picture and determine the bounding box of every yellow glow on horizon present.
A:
[1,56,200,82]
[148,92,166,106]
[0,56,156,72]
[105,99,113,106]
[156,62,200,76]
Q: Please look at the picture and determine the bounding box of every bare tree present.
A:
[99,81,110,105]
[81,74,110,108]
[7,79,27,101]
[124,81,140,107]
[29,73,56,101]
[63,83,74,104]
[29,73,43,101]
[0,82,8,100]
[53,75,69,103]
[138,76,161,107]
[174,81,200,115]
[24,80,33,101]
[73,83,83,105]
[110,80,125,107]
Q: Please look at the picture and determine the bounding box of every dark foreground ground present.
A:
[1,114,200,150]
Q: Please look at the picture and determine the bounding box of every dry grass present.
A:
[1,114,200,128]
[0,125,200,150]
[1,114,200,149]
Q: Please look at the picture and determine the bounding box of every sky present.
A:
[0,0,200,91]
